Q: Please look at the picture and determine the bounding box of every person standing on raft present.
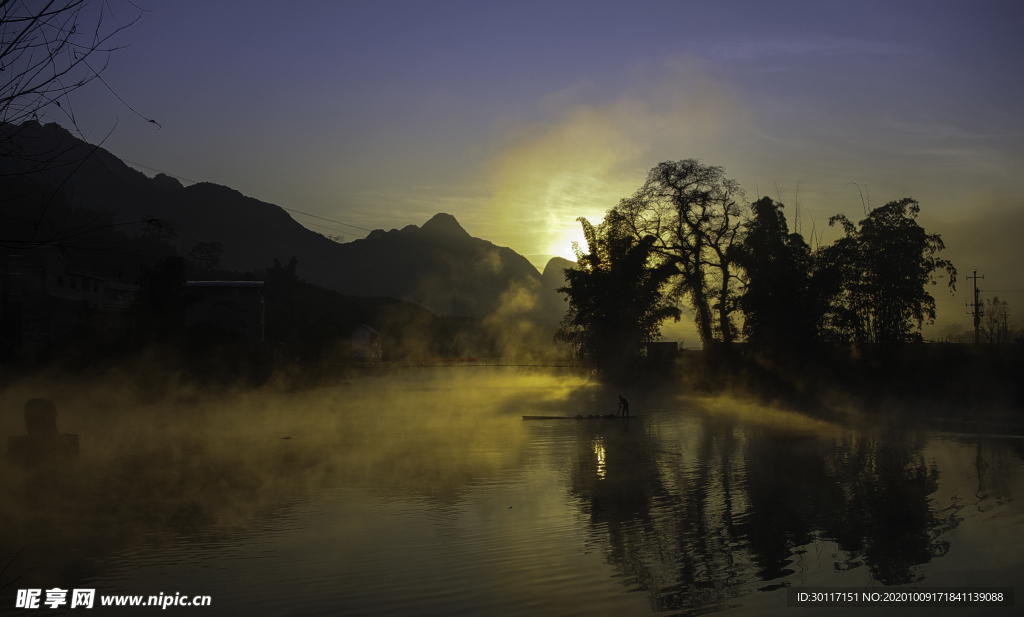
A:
[617,395,630,417]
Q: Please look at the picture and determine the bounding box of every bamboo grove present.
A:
[555,160,958,368]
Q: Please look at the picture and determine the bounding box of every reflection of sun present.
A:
[593,436,607,480]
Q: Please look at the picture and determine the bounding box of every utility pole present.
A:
[966,270,984,344]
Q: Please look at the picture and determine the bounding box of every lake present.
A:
[1,367,1021,615]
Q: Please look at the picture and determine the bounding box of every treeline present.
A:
[557,159,960,369]
[2,198,549,386]
[555,160,1024,411]
[0,198,443,384]
[126,253,480,386]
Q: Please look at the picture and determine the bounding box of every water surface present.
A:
[1,368,1021,615]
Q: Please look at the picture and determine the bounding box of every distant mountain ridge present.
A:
[0,121,570,324]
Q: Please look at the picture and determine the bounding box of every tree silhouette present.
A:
[734,196,817,352]
[185,240,224,271]
[133,255,188,340]
[565,159,957,352]
[1,3,149,283]
[981,297,1013,344]
[555,212,679,370]
[826,198,956,344]
[0,0,145,128]
[614,160,744,347]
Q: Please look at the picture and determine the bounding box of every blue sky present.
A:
[55,0,1024,338]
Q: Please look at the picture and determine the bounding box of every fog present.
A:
[0,366,593,588]
[3,363,1022,616]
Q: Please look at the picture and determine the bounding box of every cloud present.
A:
[482,57,754,261]
[709,37,914,61]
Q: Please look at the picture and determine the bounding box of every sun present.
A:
[547,222,586,262]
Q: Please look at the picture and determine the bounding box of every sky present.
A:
[53,0,1024,340]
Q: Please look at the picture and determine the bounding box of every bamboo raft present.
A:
[522,414,636,420]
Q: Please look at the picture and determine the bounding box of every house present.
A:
[183,281,265,346]
[0,245,137,353]
[644,341,679,362]
[352,324,382,362]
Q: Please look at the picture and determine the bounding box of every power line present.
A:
[289,218,350,236]
[116,159,499,263]
[121,160,385,235]
[278,206,376,235]
[281,205,478,256]
[120,159,376,234]
[119,159,482,257]
[122,159,200,185]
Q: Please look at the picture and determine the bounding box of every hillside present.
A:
[0,121,570,324]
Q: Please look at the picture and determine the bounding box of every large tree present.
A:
[825,198,956,344]
[555,212,680,370]
[734,196,817,352]
[614,160,745,347]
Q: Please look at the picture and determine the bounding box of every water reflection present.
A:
[974,439,1018,512]
[569,417,753,614]
[592,437,607,480]
[564,404,1008,614]
[1,371,1021,616]
[0,368,564,592]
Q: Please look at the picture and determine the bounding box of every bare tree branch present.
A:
[0,0,144,127]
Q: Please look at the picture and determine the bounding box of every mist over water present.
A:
[1,367,1022,616]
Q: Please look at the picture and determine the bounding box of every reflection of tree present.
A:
[819,434,957,585]
[569,420,754,614]
[869,440,950,583]
[975,438,1016,512]
[744,431,960,586]
[568,418,969,614]
[740,433,837,581]
[657,421,749,612]
[569,422,662,587]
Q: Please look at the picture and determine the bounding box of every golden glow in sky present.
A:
[548,221,586,262]
[67,1,1023,338]
[478,64,754,267]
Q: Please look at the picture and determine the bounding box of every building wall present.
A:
[0,247,137,351]
[352,325,382,361]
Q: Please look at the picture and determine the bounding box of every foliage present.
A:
[825,198,956,344]
[982,297,1014,344]
[133,256,189,339]
[185,241,224,271]
[555,212,680,370]
[614,160,744,346]
[734,197,817,351]
[565,161,957,352]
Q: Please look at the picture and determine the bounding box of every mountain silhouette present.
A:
[0,121,570,324]
[419,212,471,238]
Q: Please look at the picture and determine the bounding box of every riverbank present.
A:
[665,343,1024,424]
[3,339,1020,423]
